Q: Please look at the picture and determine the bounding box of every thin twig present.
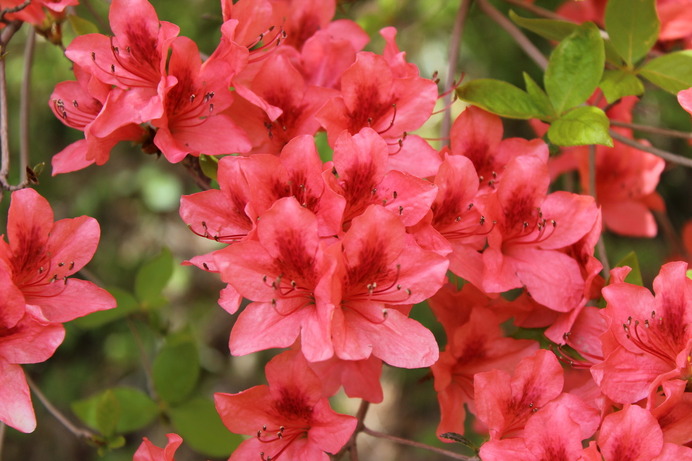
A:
[0,422,5,461]
[501,0,565,20]
[26,375,97,442]
[182,156,211,190]
[332,400,370,461]
[19,27,35,184]
[610,119,692,140]
[609,130,692,168]
[440,0,473,146]
[477,0,548,71]
[362,426,479,461]
[80,0,109,33]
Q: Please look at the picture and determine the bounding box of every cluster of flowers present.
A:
[2,0,685,459]
[0,188,115,433]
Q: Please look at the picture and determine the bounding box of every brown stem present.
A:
[362,426,479,460]
[609,130,692,168]
[182,155,211,191]
[332,400,370,461]
[477,0,548,70]
[610,119,692,140]
[440,0,473,146]
[501,0,566,20]
[0,422,5,461]
[19,27,35,184]
[26,374,98,442]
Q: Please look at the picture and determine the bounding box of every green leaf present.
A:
[110,388,159,433]
[67,15,99,35]
[456,79,544,119]
[152,336,200,405]
[74,287,138,329]
[169,397,242,457]
[599,69,645,104]
[509,10,578,42]
[639,50,692,94]
[613,252,644,286]
[605,0,659,67]
[134,248,174,307]
[509,11,622,65]
[545,22,605,114]
[547,106,613,147]
[73,389,120,437]
[199,154,218,181]
[523,72,555,118]
[72,387,159,435]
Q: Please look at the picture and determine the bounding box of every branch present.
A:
[501,0,565,20]
[182,155,212,190]
[477,0,548,71]
[440,0,473,146]
[0,422,5,461]
[332,400,370,461]
[610,119,692,140]
[19,27,35,185]
[362,426,480,461]
[609,130,692,168]
[27,374,98,442]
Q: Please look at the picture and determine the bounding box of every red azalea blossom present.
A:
[215,350,357,461]
[133,434,183,461]
[0,188,115,323]
[592,261,692,405]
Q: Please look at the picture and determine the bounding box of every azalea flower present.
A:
[0,188,115,323]
[133,434,183,461]
[591,261,692,405]
[215,350,357,461]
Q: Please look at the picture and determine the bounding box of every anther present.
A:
[398,206,403,215]
[72,100,78,108]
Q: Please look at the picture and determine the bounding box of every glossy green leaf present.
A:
[72,387,158,435]
[613,251,644,286]
[170,397,242,457]
[456,79,544,119]
[152,337,200,405]
[509,10,578,42]
[599,69,645,104]
[510,11,622,65]
[639,51,692,94]
[545,22,605,114]
[547,106,613,147]
[134,248,174,307]
[605,0,659,67]
[523,72,555,118]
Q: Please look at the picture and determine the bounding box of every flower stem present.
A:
[501,0,565,20]
[609,130,692,168]
[588,145,611,275]
[0,422,5,461]
[362,426,479,460]
[26,375,97,442]
[441,0,473,145]
[19,27,35,185]
[477,0,548,70]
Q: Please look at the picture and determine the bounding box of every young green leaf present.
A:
[613,251,644,286]
[547,106,613,147]
[605,0,659,67]
[134,247,174,308]
[509,10,578,42]
[72,387,159,435]
[523,72,555,118]
[170,398,243,457]
[456,79,544,119]
[152,337,200,405]
[639,50,692,93]
[199,154,219,181]
[545,22,605,114]
[599,69,645,104]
